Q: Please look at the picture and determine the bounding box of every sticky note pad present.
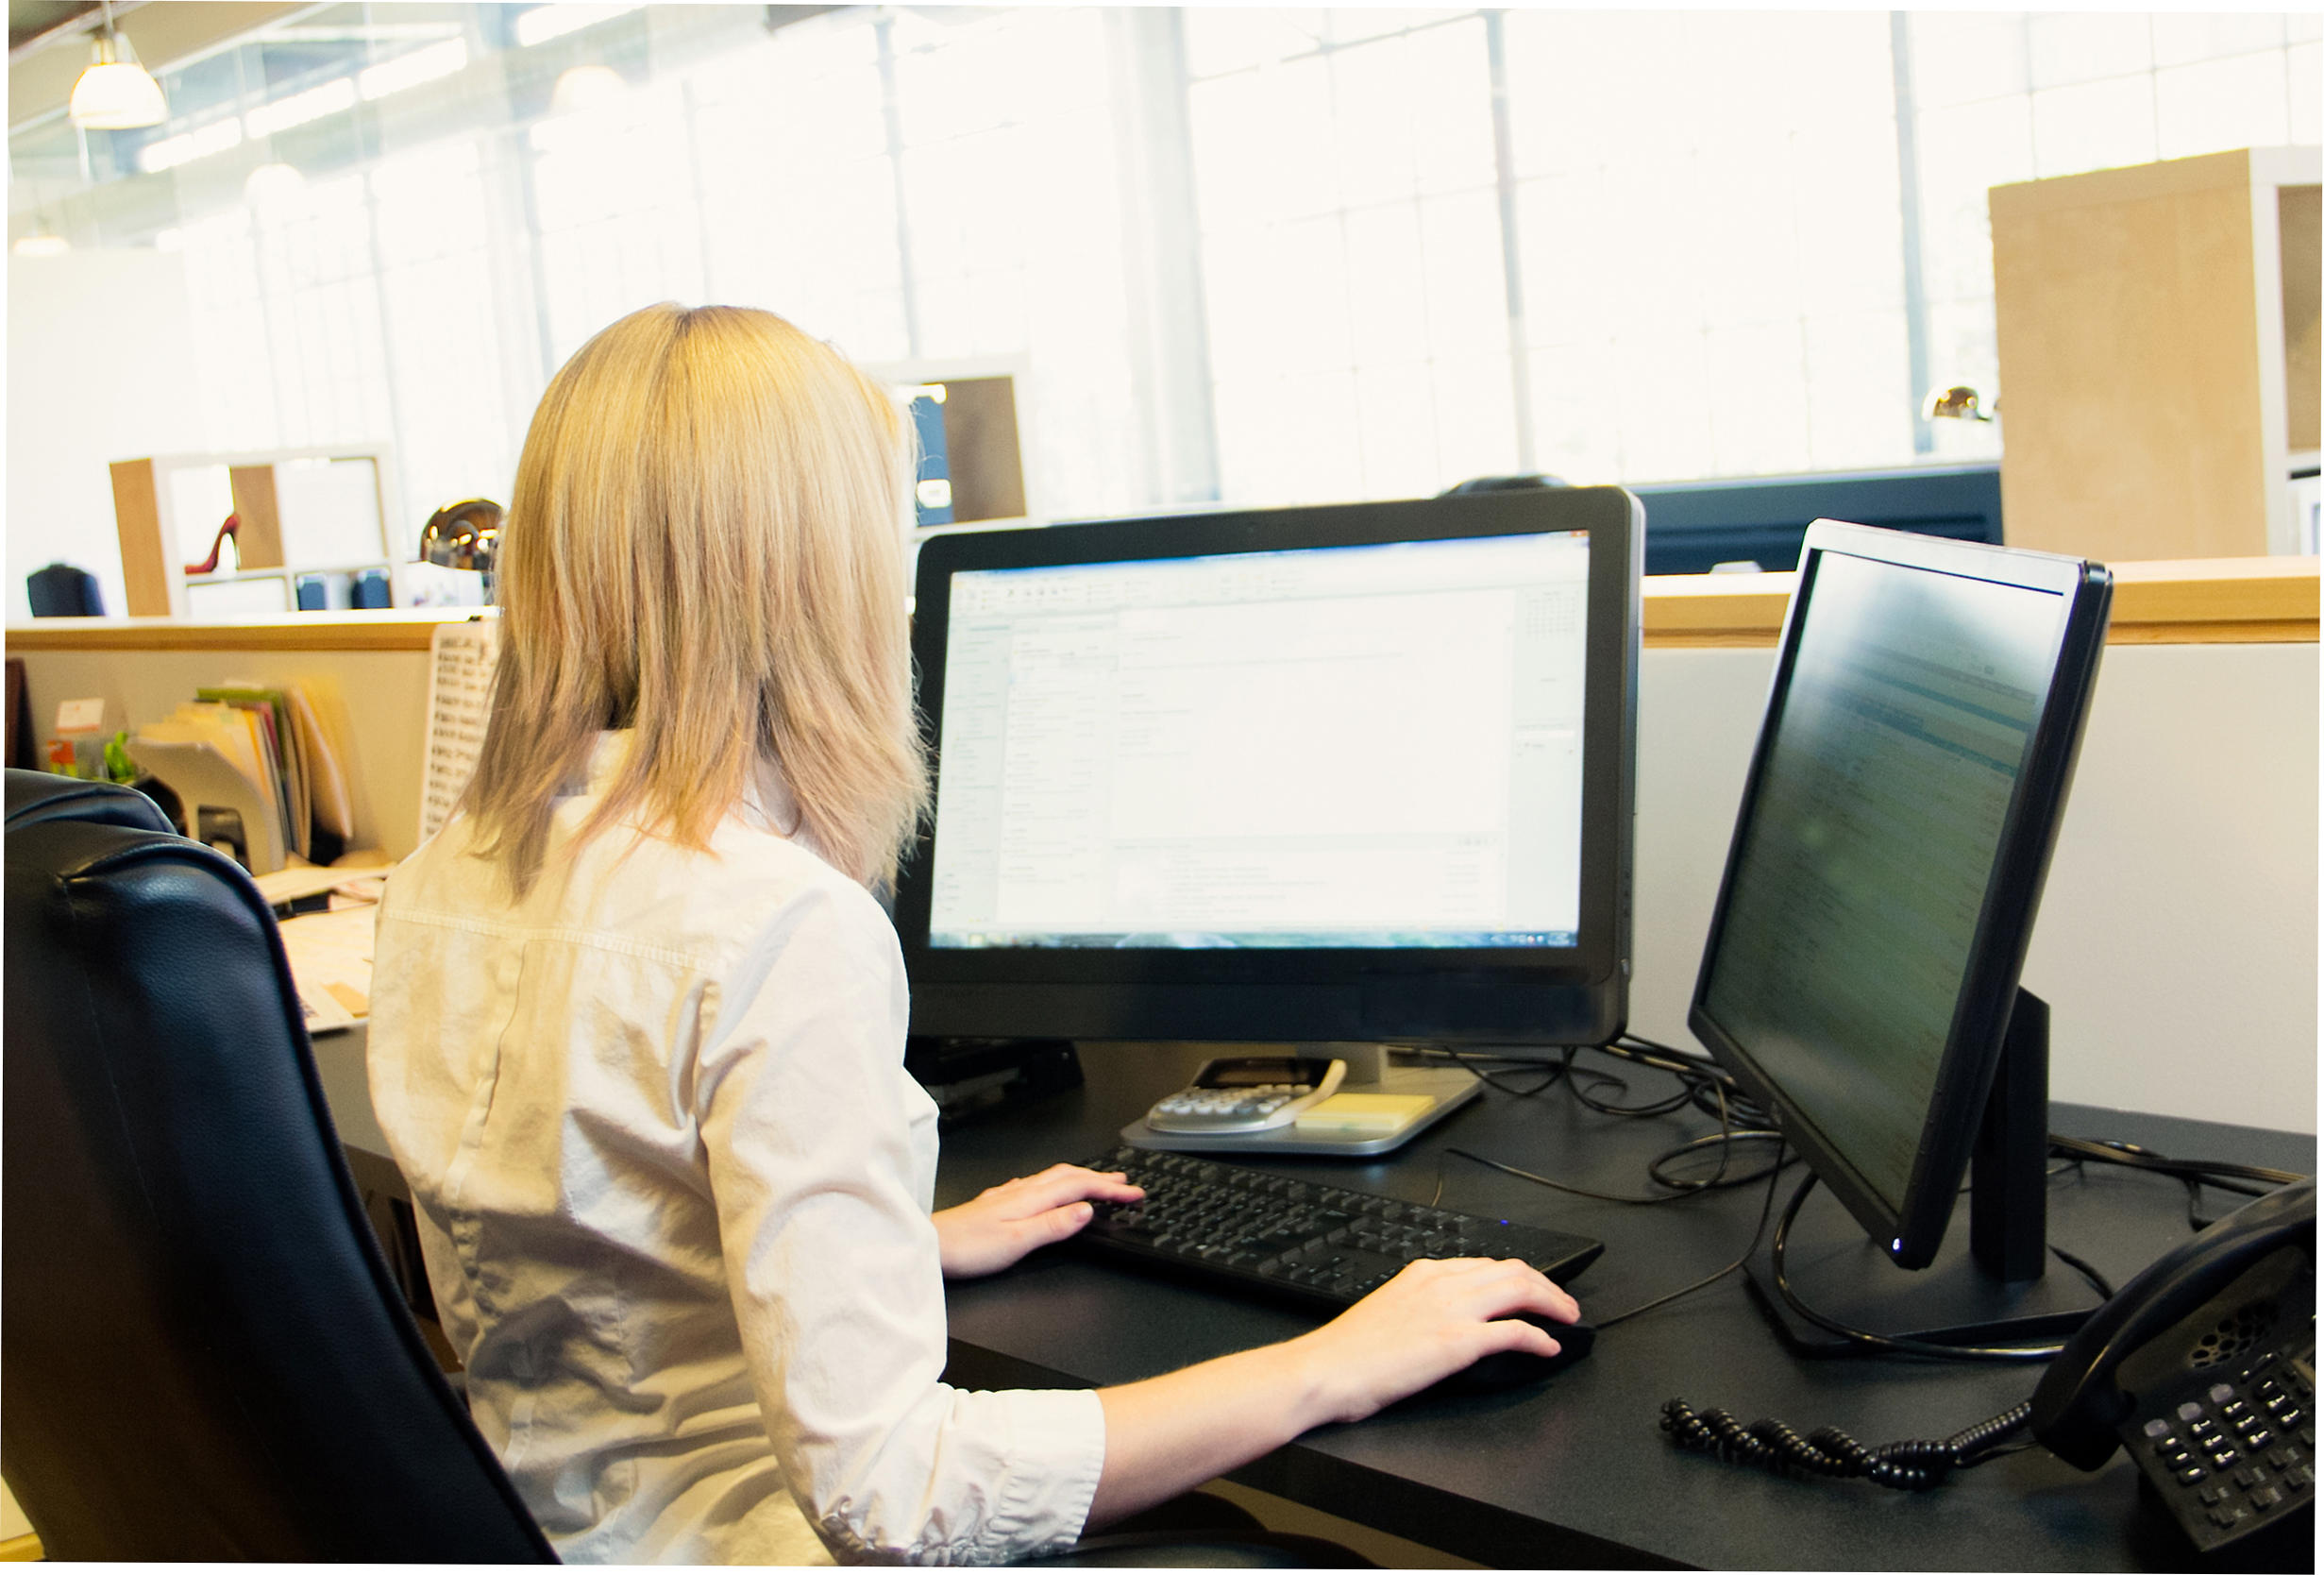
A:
[1292,1092,1437,1139]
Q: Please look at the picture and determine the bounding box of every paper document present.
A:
[421,618,501,844]
[278,900,379,1036]
[286,686,353,838]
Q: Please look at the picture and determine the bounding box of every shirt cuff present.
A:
[969,1385,1106,1564]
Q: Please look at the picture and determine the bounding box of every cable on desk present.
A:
[1450,1067,1785,1207]
[1645,1128,1789,1192]
[1659,1397,2031,1490]
[1440,1047,1567,1100]
[1766,1174,2074,1363]
[1597,1140,1790,1329]
[2046,1134,2306,1231]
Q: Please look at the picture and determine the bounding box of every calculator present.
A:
[1144,1056,1347,1134]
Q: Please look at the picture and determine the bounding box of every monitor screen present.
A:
[1690,520,2112,1268]
[897,489,1640,1049]
[926,531,1589,952]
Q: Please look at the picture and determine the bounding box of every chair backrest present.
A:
[25,562,104,618]
[1,771,554,1561]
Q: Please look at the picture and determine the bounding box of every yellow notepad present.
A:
[1292,1092,1437,1139]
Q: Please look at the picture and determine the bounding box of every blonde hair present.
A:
[461,303,928,896]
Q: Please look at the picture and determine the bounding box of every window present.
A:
[10,6,2319,575]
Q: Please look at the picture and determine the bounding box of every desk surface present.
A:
[933,1042,2316,1571]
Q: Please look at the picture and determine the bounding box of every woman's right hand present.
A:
[1288,1258,1583,1424]
[1088,1255,1581,1527]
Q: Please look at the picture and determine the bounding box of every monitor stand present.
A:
[1122,1042,1482,1158]
[1743,991,2106,1355]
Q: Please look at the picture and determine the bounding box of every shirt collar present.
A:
[580,730,809,848]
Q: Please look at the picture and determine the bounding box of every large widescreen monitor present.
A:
[1690,520,2113,1343]
[895,487,1641,1052]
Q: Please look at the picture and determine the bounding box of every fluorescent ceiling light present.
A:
[359,38,470,102]
[273,23,465,42]
[515,4,640,49]
[244,76,357,139]
[139,118,245,175]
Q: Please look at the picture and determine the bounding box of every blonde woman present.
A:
[367,303,1582,1565]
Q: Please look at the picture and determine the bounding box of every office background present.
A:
[8,4,2320,618]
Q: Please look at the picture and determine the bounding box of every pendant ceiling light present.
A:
[69,2,168,131]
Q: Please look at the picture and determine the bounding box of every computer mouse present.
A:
[1432,1316,1596,1396]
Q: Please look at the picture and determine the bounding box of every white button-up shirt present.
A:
[367,735,1106,1564]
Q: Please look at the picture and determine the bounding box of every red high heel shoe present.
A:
[184,514,240,577]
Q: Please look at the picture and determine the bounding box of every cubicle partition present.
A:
[8,558,2316,1132]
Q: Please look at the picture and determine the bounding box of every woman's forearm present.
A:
[1084,1256,1583,1529]
[1087,1334,1341,1526]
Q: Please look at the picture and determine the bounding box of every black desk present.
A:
[935,1042,2316,1571]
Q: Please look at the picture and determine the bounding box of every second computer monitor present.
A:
[896,487,1642,1051]
[1690,520,2113,1276]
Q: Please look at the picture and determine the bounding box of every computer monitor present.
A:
[1629,463,2004,576]
[1689,520,2113,1345]
[894,487,1642,1055]
[862,361,1036,533]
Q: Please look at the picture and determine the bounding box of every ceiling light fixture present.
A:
[548,63,628,114]
[69,1,169,131]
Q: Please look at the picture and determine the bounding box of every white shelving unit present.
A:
[109,445,400,618]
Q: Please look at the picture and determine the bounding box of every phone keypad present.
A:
[2134,1346,2315,1552]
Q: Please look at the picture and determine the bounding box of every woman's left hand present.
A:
[934,1163,1144,1279]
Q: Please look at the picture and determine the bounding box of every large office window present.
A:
[1186,10,1517,505]
[9,6,2319,567]
[1504,10,1913,483]
[1906,10,2318,469]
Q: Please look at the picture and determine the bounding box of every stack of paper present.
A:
[132,684,355,871]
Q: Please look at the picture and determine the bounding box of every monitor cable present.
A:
[2047,1134,2306,1229]
[1764,1171,2115,1363]
[1595,1138,1790,1329]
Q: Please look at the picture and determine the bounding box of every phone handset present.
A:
[2029,1177,2316,1467]
[1663,1176,2316,1555]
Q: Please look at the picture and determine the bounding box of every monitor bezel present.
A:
[1687,519,2113,1269]
[896,487,1641,1045]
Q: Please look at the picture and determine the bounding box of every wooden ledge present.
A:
[7,560,2316,653]
[5,609,479,653]
[1640,556,2319,648]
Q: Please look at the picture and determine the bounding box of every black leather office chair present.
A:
[1,770,553,1561]
[1,771,1359,1567]
[24,561,105,618]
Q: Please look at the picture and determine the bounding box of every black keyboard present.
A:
[1068,1145,1603,1312]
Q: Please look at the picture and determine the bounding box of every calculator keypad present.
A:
[1150,1082,1316,1131]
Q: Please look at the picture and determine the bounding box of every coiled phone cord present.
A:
[1659,1397,2031,1490]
